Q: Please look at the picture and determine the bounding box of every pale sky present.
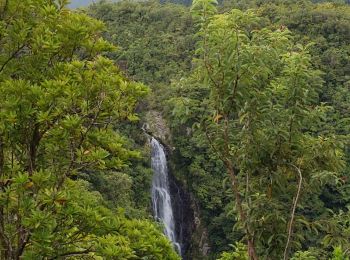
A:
[68,0,95,8]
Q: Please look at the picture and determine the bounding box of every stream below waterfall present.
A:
[150,137,182,257]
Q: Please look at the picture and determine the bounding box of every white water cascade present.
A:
[150,137,182,256]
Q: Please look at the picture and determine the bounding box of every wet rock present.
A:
[143,110,172,144]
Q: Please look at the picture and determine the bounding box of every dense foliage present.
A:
[1,0,349,259]
[166,0,350,259]
[88,0,350,259]
[169,2,347,258]
[88,1,195,87]
[0,0,179,259]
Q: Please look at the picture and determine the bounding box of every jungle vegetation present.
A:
[0,0,349,259]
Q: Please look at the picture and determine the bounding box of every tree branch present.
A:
[0,44,26,74]
[49,247,93,260]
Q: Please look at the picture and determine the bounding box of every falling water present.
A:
[150,137,182,256]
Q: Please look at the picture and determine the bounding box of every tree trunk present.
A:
[225,160,258,260]
[28,124,41,175]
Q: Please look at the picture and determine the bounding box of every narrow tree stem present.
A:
[283,164,302,260]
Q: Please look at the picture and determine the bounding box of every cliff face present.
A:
[144,110,209,259]
[168,170,194,259]
[169,172,211,260]
[143,111,172,145]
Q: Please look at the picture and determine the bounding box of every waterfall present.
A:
[150,137,182,256]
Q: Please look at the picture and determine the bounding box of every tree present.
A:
[0,0,179,259]
[168,1,344,258]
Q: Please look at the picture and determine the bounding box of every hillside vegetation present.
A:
[0,0,349,259]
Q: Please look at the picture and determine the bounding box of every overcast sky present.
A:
[68,0,95,8]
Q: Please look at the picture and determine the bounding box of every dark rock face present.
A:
[168,171,195,260]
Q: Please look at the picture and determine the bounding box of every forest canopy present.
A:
[0,0,349,259]
[0,0,179,259]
